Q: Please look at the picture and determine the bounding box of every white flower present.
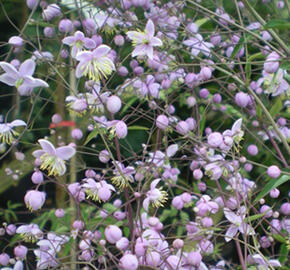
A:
[0,119,26,144]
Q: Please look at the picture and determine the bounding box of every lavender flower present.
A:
[62,31,96,58]
[0,119,26,144]
[0,59,49,95]
[32,139,76,176]
[127,19,163,59]
[183,34,213,57]
[75,45,115,82]
[16,224,43,242]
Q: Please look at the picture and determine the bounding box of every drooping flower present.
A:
[62,31,96,58]
[183,34,213,57]
[143,179,168,211]
[111,161,135,188]
[16,224,43,242]
[0,59,49,95]
[32,139,76,176]
[24,190,46,211]
[75,45,115,82]
[0,119,26,144]
[127,19,163,60]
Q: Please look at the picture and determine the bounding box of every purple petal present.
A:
[38,139,56,155]
[76,51,92,62]
[150,178,161,190]
[145,19,155,37]
[0,61,19,78]
[166,144,178,157]
[0,73,16,86]
[62,36,76,46]
[56,146,76,160]
[93,45,111,58]
[150,37,162,47]
[32,150,45,158]
[19,59,36,77]
[132,45,147,58]
[143,197,150,212]
[33,78,49,88]
[10,120,26,127]
[74,31,85,40]
[224,208,240,224]
[18,84,33,96]
[225,225,238,242]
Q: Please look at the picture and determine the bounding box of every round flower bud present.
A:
[42,4,61,21]
[105,225,122,244]
[51,114,62,124]
[114,35,125,46]
[15,151,25,161]
[247,144,258,156]
[118,66,129,77]
[267,165,280,178]
[26,0,38,9]
[244,163,253,172]
[120,254,138,270]
[99,150,110,163]
[235,92,250,107]
[55,208,65,218]
[146,251,161,267]
[207,132,223,148]
[176,121,189,135]
[115,121,128,139]
[24,190,46,211]
[173,238,184,249]
[186,117,196,130]
[280,202,290,215]
[270,188,280,198]
[31,170,44,184]
[202,217,213,227]
[200,67,212,80]
[186,96,196,107]
[14,245,28,259]
[277,1,284,8]
[133,66,144,75]
[172,196,184,210]
[277,117,286,126]
[199,88,209,99]
[58,19,73,33]
[156,115,169,130]
[0,253,10,266]
[198,182,207,192]
[260,205,273,218]
[213,93,222,103]
[73,220,84,230]
[113,199,122,208]
[8,36,24,47]
[6,224,16,235]
[60,49,69,58]
[260,236,271,248]
[187,251,202,266]
[71,128,83,140]
[116,237,129,251]
[210,34,221,46]
[193,169,203,180]
[106,95,122,114]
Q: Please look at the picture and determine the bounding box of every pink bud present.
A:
[107,95,122,114]
[114,35,125,46]
[105,225,122,244]
[176,121,189,135]
[200,67,212,80]
[24,190,46,211]
[247,144,258,156]
[55,208,65,218]
[173,238,184,249]
[187,251,202,266]
[31,170,44,184]
[186,96,196,107]
[71,128,83,140]
[0,253,10,266]
[8,36,24,47]
[51,114,62,124]
[270,188,280,198]
[14,245,28,259]
[44,27,55,38]
[6,224,16,235]
[26,0,38,9]
[156,115,169,130]
[207,132,223,148]
[172,196,184,210]
[73,220,84,230]
[116,237,129,250]
[119,254,138,270]
[99,150,110,163]
[116,121,128,139]
[58,19,73,33]
[235,92,250,107]
[267,165,280,178]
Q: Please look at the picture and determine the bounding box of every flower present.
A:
[82,178,115,202]
[16,224,43,242]
[75,45,115,82]
[224,206,254,242]
[62,31,96,58]
[127,19,163,59]
[143,179,168,211]
[183,34,213,57]
[0,119,26,144]
[0,59,49,96]
[32,139,76,176]
[111,162,135,188]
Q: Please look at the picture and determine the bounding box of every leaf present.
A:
[244,212,266,223]
[254,175,290,203]
[272,234,286,243]
[245,53,264,82]
[194,17,210,27]
[269,98,283,117]
[120,96,138,115]
[279,244,288,264]
[84,129,98,145]
[127,125,149,131]
[264,19,290,30]
[280,61,290,70]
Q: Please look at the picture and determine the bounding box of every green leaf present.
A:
[279,244,288,264]
[244,212,267,223]
[269,98,283,117]
[128,125,149,131]
[264,19,290,30]
[272,234,286,243]
[245,53,264,82]
[194,17,210,27]
[84,129,98,145]
[254,175,290,203]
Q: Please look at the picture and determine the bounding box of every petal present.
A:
[38,139,56,155]
[269,260,281,267]
[0,73,16,86]
[150,37,162,47]
[225,225,238,242]
[75,63,84,78]
[62,36,76,46]
[127,31,144,42]
[10,120,26,127]
[224,208,240,224]
[145,19,155,37]
[132,45,147,58]
[19,59,36,76]
[32,150,45,158]
[33,78,49,88]
[232,118,242,133]
[143,197,150,212]
[18,84,33,96]
[23,76,36,85]
[166,144,178,157]
[93,45,111,58]
[76,51,92,62]
[150,178,161,189]
[56,146,76,160]
[0,62,19,77]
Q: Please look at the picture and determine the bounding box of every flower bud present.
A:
[200,67,212,80]
[199,88,209,99]
[119,254,138,270]
[114,35,125,46]
[213,93,222,103]
[115,121,128,139]
[73,220,84,230]
[105,225,122,244]
[235,92,250,107]
[6,224,16,235]
[172,196,184,210]
[210,34,221,46]
[58,19,73,33]
[187,251,202,266]
[207,132,223,148]
[42,4,61,21]
[247,144,258,156]
[146,251,161,267]
[8,36,24,47]
[26,0,38,9]
[71,128,83,140]
[106,95,122,114]
[193,169,203,180]
[156,115,169,130]
[186,96,196,107]
[55,208,65,218]
[116,237,129,251]
[99,150,110,163]
[31,170,44,184]
[118,66,129,76]
[260,205,273,218]
[267,165,280,178]
[176,121,189,135]
[0,253,10,266]
[14,245,28,259]
[173,238,184,249]
[198,182,207,192]
[280,202,290,215]
[270,188,280,198]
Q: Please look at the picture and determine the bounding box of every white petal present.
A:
[38,139,56,155]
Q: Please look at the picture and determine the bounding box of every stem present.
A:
[235,239,247,270]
